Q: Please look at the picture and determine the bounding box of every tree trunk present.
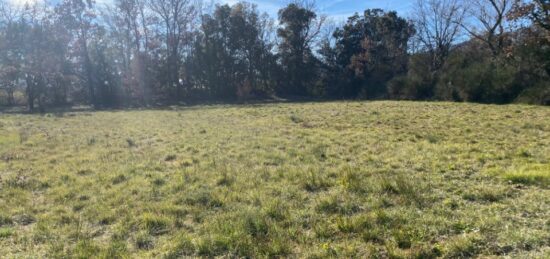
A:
[6,85,14,106]
[81,30,96,109]
[25,75,35,112]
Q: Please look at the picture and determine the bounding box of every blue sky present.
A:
[219,0,414,21]
[8,0,413,21]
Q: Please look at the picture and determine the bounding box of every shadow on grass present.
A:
[0,96,356,115]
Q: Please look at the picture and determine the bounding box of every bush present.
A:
[387,74,432,100]
[515,81,550,105]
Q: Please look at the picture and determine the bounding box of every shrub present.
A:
[515,81,550,105]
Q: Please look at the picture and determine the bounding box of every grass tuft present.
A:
[503,164,550,187]
[443,234,481,258]
[134,231,154,250]
[196,235,230,256]
[0,228,13,239]
[164,234,195,258]
[316,194,361,215]
[111,174,127,185]
[301,169,332,192]
[0,215,13,227]
[462,186,510,203]
[140,213,171,235]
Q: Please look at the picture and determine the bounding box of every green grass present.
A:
[0,101,549,258]
[503,164,550,187]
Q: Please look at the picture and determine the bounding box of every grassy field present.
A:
[0,101,549,258]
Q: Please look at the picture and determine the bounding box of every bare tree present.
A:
[147,0,199,99]
[462,0,512,56]
[293,0,327,50]
[105,0,153,104]
[509,0,550,32]
[0,0,12,26]
[1,1,25,107]
[411,0,466,72]
[56,0,99,108]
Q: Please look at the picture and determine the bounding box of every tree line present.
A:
[0,0,548,111]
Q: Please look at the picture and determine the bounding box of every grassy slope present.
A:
[0,101,548,258]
